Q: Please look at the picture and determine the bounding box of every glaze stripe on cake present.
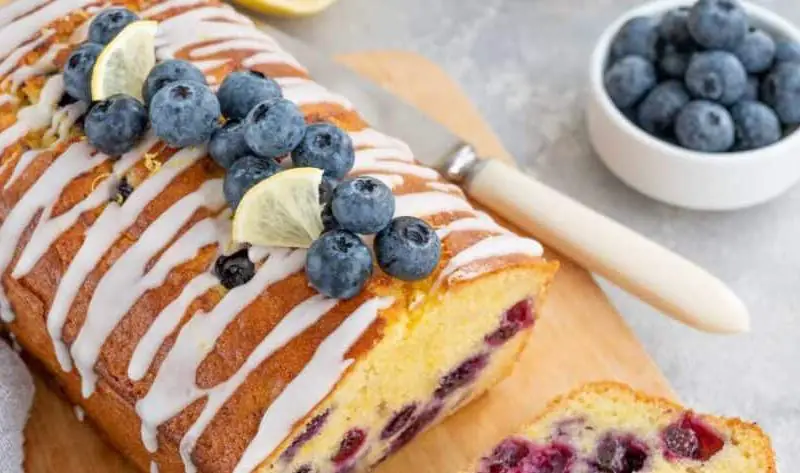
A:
[0,0,545,470]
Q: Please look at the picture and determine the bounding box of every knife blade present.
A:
[260,24,464,166]
[257,23,750,334]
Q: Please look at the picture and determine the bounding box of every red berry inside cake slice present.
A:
[468,382,776,473]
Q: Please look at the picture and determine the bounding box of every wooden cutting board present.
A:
[23,51,674,473]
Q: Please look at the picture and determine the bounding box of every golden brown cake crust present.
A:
[0,0,556,471]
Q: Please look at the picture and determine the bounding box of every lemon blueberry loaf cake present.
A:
[469,382,776,473]
[0,0,558,472]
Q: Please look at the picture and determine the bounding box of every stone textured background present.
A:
[269,0,798,467]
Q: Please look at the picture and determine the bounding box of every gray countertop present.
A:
[269,0,796,468]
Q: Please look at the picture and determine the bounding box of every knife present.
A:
[259,24,750,334]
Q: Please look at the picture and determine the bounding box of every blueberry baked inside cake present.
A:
[469,382,776,473]
[0,1,557,472]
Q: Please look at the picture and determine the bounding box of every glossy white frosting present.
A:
[0,0,544,470]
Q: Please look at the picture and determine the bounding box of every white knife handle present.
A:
[466,159,750,334]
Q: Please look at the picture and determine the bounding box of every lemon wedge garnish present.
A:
[232,167,325,248]
[91,20,157,101]
[233,0,337,17]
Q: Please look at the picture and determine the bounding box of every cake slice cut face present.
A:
[0,0,558,472]
[469,382,776,473]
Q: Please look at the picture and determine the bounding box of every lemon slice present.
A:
[233,0,337,17]
[233,167,325,248]
[91,20,157,101]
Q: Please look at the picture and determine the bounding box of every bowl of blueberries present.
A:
[587,0,800,210]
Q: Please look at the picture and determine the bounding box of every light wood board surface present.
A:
[23,51,673,473]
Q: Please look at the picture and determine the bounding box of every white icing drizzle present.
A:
[0,0,93,59]
[5,101,87,190]
[0,303,13,323]
[178,295,338,472]
[72,179,226,397]
[0,94,16,107]
[139,0,205,18]
[351,158,440,180]
[128,273,216,381]
[4,149,39,189]
[394,191,474,217]
[353,147,414,164]
[438,234,544,284]
[46,146,205,371]
[150,461,159,473]
[8,332,22,352]
[426,180,464,196]
[0,141,102,320]
[277,77,354,109]
[349,128,413,160]
[13,135,156,278]
[7,42,65,90]
[152,7,262,60]
[136,248,305,454]
[73,405,85,422]
[0,73,63,156]
[0,30,53,77]
[0,1,549,470]
[234,296,394,473]
[0,0,52,29]
[436,215,508,241]
[363,172,404,190]
[43,100,87,142]
[247,245,271,263]
[189,39,267,58]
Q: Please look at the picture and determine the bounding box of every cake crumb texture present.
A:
[469,382,776,473]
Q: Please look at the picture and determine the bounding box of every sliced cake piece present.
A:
[468,382,775,473]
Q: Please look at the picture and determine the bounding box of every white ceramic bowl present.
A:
[587,0,800,211]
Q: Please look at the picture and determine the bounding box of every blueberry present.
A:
[659,44,690,78]
[658,8,695,51]
[688,0,748,50]
[149,80,220,147]
[663,425,700,459]
[305,230,373,299]
[142,59,207,107]
[685,51,747,105]
[374,216,441,281]
[208,120,250,169]
[223,155,280,210]
[244,98,306,158]
[604,56,657,109]
[113,176,133,204]
[774,40,800,64]
[594,434,649,473]
[84,94,148,156]
[610,17,662,62]
[330,176,395,235]
[762,62,800,124]
[730,101,782,150]
[218,70,282,120]
[87,7,139,45]
[675,100,735,152]
[381,404,418,440]
[214,249,255,289]
[293,123,355,180]
[734,28,776,73]
[636,81,690,136]
[435,354,488,399]
[63,42,103,102]
[743,76,759,101]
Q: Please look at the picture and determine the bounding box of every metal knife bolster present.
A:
[439,144,482,184]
